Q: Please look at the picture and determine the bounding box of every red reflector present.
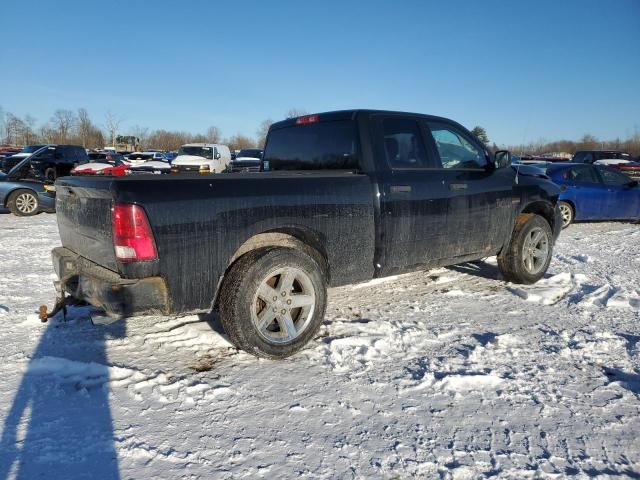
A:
[112,203,158,262]
[295,114,319,125]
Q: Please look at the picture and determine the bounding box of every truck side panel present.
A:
[110,173,376,313]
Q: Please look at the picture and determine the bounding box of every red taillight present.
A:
[295,114,319,125]
[112,203,158,262]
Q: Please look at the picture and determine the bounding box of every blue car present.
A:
[0,146,56,216]
[546,163,640,228]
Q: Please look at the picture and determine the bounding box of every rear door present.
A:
[374,114,452,273]
[562,165,608,219]
[595,165,640,219]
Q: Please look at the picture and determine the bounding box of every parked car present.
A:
[128,160,172,175]
[229,148,263,172]
[71,153,130,176]
[0,147,21,160]
[546,163,639,228]
[1,145,46,173]
[0,146,56,216]
[50,110,562,358]
[1,144,87,181]
[171,143,231,173]
[142,151,169,162]
[126,152,156,166]
[571,150,634,164]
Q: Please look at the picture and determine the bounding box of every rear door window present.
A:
[565,166,599,183]
[597,166,631,185]
[264,120,359,170]
[381,117,430,169]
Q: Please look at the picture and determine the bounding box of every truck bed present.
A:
[55,172,376,313]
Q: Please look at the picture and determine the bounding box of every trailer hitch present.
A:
[38,294,87,322]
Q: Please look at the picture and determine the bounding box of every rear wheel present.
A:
[498,214,553,284]
[7,189,39,216]
[219,248,327,359]
[558,201,574,228]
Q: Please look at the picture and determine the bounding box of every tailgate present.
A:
[55,177,119,272]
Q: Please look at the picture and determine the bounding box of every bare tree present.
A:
[51,109,76,143]
[5,113,23,145]
[206,126,222,143]
[256,119,274,148]
[285,108,308,119]
[225,134,255,151]
[77,108,93,148]
[104,111,122,149]
[22,115,37,145]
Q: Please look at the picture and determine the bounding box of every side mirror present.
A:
[494,150,512,169]
[214,152,221,160]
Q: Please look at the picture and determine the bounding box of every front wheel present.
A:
[7,189,40,216]
[498,214,553,284]
[219,248,327,359]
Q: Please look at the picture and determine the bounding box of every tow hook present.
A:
[39,293,87,323]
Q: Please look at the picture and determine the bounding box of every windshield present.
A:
[237,149,262,159]
[177,146,214,159]
[128,153,154,161]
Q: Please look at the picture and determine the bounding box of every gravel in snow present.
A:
[0,212,639,478]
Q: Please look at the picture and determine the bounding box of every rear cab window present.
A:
[263,118,360,171]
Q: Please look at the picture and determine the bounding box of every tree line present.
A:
[0,106,303,152]
[3,106,637,157]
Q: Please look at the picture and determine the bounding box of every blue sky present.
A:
[2,0,639,145]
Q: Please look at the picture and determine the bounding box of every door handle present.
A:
[390,185,412,193]
[448,183,468,190]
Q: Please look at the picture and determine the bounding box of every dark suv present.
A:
[1,145,88,181]
[571,150,633,164]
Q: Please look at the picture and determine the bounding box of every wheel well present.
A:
[215,229,330,309]
[521,201,556,230]
[4,188,35,206]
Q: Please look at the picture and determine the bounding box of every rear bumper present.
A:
[52,247,170,318]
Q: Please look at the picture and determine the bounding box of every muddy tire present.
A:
[498,214,553,284]
[558,201,574,228]
[7,189,40,216]
[219,248,327,359]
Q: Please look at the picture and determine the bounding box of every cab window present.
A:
[427,123,487,169]
[381,117,430,168]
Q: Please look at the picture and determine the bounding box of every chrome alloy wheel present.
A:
[251,266,316,344]
[15,192,38,214]
[522,227,550,275]
[559,203,573,227]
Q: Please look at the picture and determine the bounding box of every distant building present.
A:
[115,135,140,152]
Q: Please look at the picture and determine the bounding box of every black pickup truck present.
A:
[51,110,562,358]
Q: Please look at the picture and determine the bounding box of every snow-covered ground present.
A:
[1,212,639,479]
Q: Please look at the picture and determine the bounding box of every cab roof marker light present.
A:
[295,114,319,125]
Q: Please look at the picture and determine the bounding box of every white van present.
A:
[172,143,231,173]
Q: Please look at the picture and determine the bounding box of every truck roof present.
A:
[269,109,456,131]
